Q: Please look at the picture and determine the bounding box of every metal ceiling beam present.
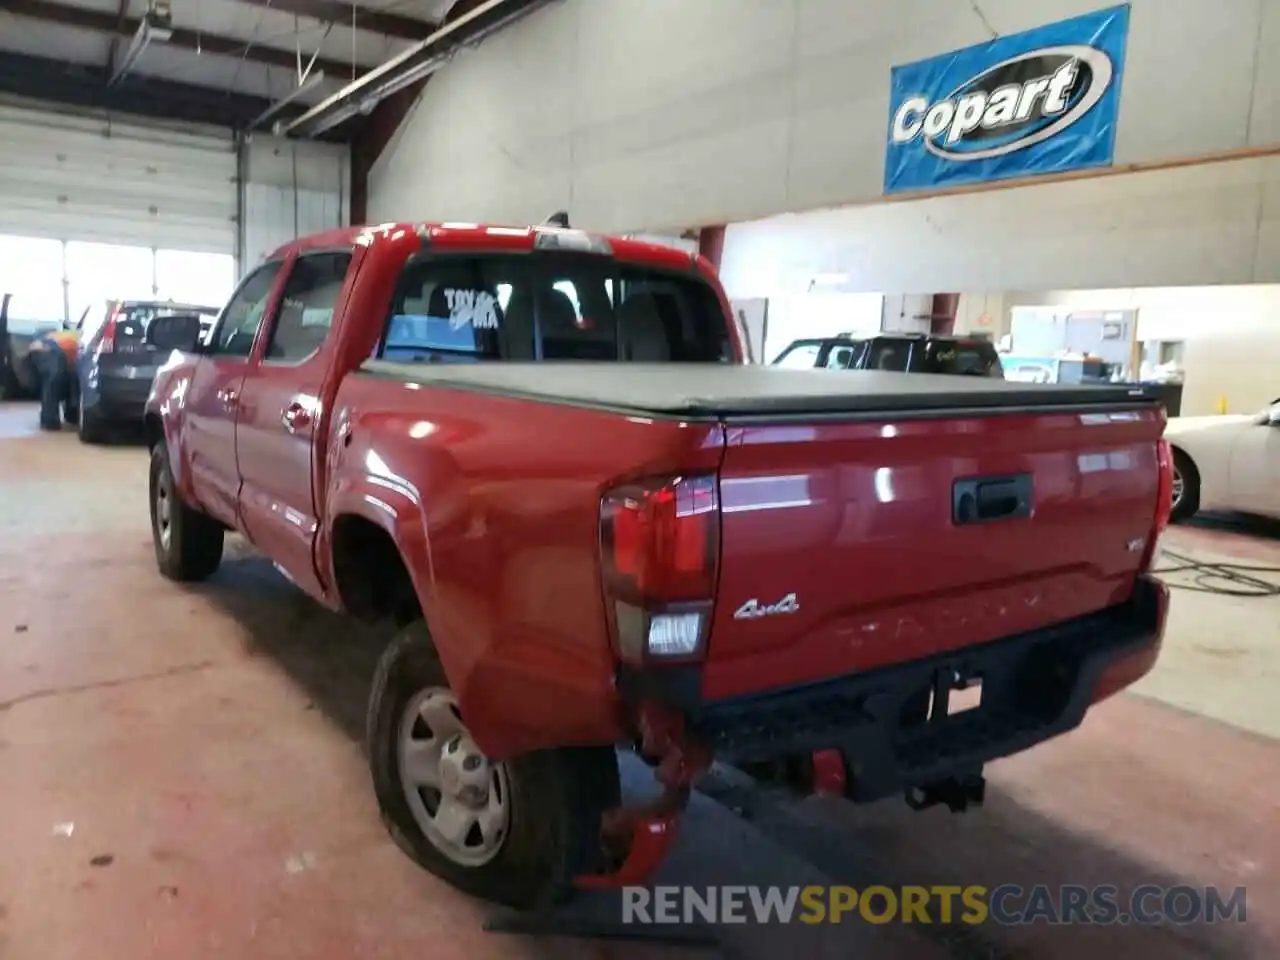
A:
[0,49,353,137]
[231,0,437,41]
[103,0,131,78]
[283,0,551,138]
[1,0,359,79]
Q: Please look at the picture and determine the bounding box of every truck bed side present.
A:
[322,370,725,756]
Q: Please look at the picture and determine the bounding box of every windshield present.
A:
[378,253,735,364]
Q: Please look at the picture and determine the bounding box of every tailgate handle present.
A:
[953,475,1032,525]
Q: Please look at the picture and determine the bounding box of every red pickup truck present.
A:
[144,222,1173,910]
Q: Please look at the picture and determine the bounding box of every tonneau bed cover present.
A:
[362,361,1159,420]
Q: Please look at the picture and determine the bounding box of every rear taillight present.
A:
[1154,438,1173,534]
[599,474,720,665]
[1141,438,1174,571]
[96,305,121,356]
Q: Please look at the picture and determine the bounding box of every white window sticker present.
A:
[444,288,500,331]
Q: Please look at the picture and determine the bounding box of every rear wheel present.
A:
[149,443,224,581]
[1170,449,1201,523]
[78,406,107,444]
[367,620,620,910]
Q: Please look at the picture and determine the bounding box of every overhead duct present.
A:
[279,0,555,139]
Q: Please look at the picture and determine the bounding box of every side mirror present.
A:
[146,314,204,352]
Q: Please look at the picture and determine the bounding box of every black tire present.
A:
[1170,448,1201,523]
[367,620,620,910]
[78,406,108,444]
[149,442,224,581]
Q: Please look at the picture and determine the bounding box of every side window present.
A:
[264,252,353,362]
[378,256,525,363]
[210,263,284,357]
[866,339,909,372]
[825,344,858,369]
[774,343,821,368]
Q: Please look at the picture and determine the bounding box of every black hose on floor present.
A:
[1152,548,1280,597]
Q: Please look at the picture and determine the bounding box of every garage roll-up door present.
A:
[0,102,236,254]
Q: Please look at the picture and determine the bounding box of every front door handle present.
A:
[281,402,313,433]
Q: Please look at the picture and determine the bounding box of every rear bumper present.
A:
[82,376,152,422]
[623,576,1168,803]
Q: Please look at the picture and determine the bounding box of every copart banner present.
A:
[884,5,1131,194]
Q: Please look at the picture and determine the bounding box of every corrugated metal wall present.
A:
[368,0,1278,234]
[241,136,350,273]
[0,103,352,276]
[719,156,1280,297]
[0,99,236,254]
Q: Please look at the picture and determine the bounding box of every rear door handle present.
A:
[216,387,239,408]
[281,402,313,433]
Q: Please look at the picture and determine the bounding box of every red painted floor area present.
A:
[1,415,1276,959]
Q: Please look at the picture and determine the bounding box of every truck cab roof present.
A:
[265,222,703,274]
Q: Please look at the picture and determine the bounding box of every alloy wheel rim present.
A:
[397,687,509,867]
[1171,469,1185,509]
[156,480,172,552]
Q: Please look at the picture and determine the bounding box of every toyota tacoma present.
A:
[144,221,1173,910]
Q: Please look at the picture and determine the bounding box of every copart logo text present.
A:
[891,45,1114,161]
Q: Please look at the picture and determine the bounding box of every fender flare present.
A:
[325,480,465,690]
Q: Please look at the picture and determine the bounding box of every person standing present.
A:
[26,327,79,431]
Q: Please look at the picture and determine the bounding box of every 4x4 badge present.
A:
[734,593,800,620]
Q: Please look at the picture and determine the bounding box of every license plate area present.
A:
[925,668,985,723]
[944,675,983,716]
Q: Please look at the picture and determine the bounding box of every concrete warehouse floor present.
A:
[0,402,1276,960]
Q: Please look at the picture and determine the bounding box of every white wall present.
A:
[720,155,1280,297]
[996,285,1280,415]
[1003,285,1280,342]
[241,135,350,273]
[955,292,1007,336]
[881,295,934,335]
[763,292,884,360]
[370,0,1278,233]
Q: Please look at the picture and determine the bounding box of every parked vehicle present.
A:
[144,221,1172,910]
[0,292,66,401]
[1163,400,1280,521]
[1001,353,1116,384]
[774,331,1005,377]
[70,299,220,441]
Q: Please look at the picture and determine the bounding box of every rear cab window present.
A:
[920,339,1003,377]
[376,252,734,364]
[83,301,221,352]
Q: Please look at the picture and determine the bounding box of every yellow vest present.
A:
[38,330,80,366]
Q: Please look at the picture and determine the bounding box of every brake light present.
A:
[1141,438,1174,571]
[96,304,122,356]
[1154,438,1173,534]
[599,475,720,665]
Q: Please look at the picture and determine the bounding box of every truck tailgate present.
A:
[706,406,1165,700]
